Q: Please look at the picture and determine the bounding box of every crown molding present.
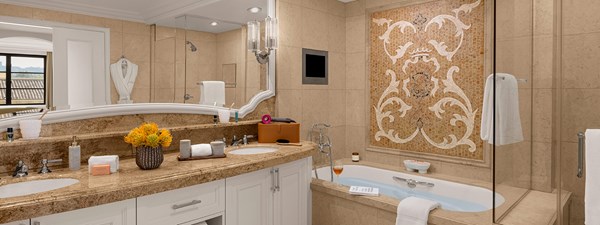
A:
[0,0,146,22]
[0,0,222,24]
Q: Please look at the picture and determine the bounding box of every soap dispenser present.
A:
[69,136,81,170]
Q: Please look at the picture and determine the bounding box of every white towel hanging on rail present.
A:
[480,73,523,146]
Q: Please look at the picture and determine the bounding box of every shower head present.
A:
[186,41,197,52]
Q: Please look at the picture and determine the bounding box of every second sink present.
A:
[228,147,278,155]
[0,178,79,199]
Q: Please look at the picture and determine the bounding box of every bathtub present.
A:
[313,165,504,213]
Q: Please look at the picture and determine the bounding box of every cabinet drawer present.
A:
[138,180,225,225]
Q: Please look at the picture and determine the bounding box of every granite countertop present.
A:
[0,142,316,223]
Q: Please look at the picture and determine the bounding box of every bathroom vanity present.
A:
[0,143,314,225]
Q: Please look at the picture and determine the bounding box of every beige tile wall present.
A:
[559,0,600,224]
[274,0,347,159]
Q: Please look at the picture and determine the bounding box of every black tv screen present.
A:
[305,54,326,78]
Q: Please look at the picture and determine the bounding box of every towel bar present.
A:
[578,132,585,178]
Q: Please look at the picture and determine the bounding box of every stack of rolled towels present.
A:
[180,139,226,159]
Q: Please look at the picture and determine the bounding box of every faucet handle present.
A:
[39,158,62,174]
[13,160,28,177]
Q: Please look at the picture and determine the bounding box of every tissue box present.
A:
[258,123,300,143]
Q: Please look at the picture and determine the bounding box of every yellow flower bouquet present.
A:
[125,122,172,170]
[124,122,172,148]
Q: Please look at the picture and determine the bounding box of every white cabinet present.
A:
[137,180,225,225]
[226,158,310,225]
[273,159,309,225]
[225,167,274,225]
[31,199,135,225]
[1,220,29,225]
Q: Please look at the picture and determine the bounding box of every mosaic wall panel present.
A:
[369,0,485,160]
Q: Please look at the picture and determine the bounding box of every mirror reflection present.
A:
[0,0,271,119]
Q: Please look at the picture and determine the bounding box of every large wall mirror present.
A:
[0,0,275,129]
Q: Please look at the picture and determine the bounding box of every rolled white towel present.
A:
[191,144,212,157]
[88,155,119,173]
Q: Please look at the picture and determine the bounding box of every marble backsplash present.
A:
[0,98,275,174]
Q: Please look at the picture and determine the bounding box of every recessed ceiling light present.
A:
[247,7,262,13]
[210,21,218,26]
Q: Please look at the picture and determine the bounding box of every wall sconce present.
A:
[247,17,278,64]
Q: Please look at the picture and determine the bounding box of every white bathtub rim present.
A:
[313,164,505,210]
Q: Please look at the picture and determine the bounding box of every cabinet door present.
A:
[31,199,135,225]
[1,220,29,225]
[137,180,225,225]
[273,158,310,225]
[225,168,273,225]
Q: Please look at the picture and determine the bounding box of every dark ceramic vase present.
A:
[136,146,164,170]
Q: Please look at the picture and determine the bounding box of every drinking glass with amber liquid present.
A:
[333,160,344,184]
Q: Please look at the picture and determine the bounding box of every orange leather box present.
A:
[258,123,300,143]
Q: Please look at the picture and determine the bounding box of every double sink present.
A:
[0,146,279,199]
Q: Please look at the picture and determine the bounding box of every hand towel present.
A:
[191,144,213,157]
[480,73,524,146]
[199,81,225,107]
[586,129,600,225]
[88,155,119,173]
[396,197,440,225]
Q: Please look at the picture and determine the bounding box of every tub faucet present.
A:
[309,123,334,182]
[393,176,435,188]
[13,160,29,177]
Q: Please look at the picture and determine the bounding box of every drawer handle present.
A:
[191,222,207,225]
[172,199,202,210]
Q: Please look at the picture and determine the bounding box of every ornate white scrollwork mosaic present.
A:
[372,0,481,152]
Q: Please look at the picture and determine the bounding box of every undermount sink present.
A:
[0,178,79,198]
[228,146,278,155]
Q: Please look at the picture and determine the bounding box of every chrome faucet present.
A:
[39,159,63,174]
[308,123,334,182]
[12,160,29,177]
[232,135,256,146]
[393,176,435,189]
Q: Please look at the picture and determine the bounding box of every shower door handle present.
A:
[577,132,585,178]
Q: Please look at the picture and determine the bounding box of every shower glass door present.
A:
[493,0,535,222]
[557,0,595,224]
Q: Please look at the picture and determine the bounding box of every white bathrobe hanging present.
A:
[110,58,138,104]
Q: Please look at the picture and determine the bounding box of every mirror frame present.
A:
[0,0,275,130]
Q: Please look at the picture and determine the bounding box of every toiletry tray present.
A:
[177,154,227,161]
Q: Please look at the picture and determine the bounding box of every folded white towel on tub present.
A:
[191,144,212,157]
[586,129,600,225]
[396,196,439,225]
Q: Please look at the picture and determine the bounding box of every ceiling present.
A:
[0,0,268,33]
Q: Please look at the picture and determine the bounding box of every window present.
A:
[0,53,46,105]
